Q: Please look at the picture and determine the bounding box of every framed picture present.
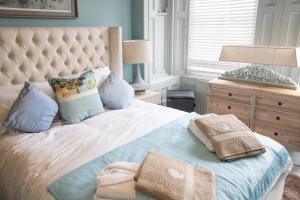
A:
[0,0,78,18]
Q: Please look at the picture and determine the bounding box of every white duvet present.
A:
[0,100,185,200]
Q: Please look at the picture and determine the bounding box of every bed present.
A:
[0,27,293,200]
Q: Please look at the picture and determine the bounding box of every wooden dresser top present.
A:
[209,78,300,98]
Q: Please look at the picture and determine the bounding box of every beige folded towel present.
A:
[195,114,265,161]
[135,151,216,200]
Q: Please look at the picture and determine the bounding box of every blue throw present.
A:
[48,113,289,200]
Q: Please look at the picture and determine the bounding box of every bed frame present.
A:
[0,27,123,86]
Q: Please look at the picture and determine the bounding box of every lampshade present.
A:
[219,46,300,67]
[122,40,152,64]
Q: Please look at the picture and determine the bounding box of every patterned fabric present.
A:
[3,82,58,133]
[49,70,104,124]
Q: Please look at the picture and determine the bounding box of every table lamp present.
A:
[123,40,152,95]
[219,46,300,89]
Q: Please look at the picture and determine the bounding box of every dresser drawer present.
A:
[255,108,300,129]
[253,124,300,151]
[256,96,300,113]
[208,98,250,122]
[210,87,252,103]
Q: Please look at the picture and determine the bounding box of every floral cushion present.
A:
[49,70,104,124]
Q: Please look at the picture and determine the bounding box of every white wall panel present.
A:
[279,0,300,46]
[173,0,188,76]
[255,0,284,46]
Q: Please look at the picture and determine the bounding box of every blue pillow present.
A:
[3,82,58,133]
[100,72,134,109]
[49,70,104,124]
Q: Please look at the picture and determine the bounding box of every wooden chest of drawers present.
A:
[207,79,300,151]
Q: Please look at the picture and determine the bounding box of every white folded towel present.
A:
[93,161,139,200]
[188,114,217,152]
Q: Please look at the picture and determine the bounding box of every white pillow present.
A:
[188,114,218,152]
[94,66,111,89]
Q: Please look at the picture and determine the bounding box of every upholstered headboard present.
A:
[0,27,123,86]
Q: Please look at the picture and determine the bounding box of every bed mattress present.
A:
[0,100,292,200]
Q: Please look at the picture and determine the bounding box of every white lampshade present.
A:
[122,40,152,64]
[219,46,300,67]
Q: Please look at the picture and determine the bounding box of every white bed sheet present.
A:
[0,100,291,200]
[0,100,185,200]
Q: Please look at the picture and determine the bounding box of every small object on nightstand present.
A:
[136,90,161,105]
[167,90,195,112]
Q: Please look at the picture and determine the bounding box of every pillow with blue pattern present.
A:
[49,70,104,124]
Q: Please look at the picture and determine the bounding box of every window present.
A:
[187,0,258,76]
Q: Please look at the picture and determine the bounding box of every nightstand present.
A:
[135,90,161,105]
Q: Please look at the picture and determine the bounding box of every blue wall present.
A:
[0,0,133,82]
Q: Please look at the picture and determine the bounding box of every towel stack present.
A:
[189,114,266,161]
[94,152,216,200]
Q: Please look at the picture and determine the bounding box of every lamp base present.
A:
[219,65,298,90]
[131,64,150,91]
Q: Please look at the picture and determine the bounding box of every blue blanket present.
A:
[48,113,289,200]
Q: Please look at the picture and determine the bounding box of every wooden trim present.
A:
[0,0,78,18]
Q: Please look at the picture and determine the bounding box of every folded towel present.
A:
[135,151,216,200]
[188,114,217,152]
[94,161,139,200]
[195,114,266,161]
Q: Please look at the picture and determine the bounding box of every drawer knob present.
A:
[276,116,280,120]
[227,106,231,110]
[228,93,232,97]
[274,132,279,136]
[278,102,282,106]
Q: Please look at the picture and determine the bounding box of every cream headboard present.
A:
[0,27,123,86]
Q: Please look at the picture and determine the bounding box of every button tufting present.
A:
[56,47,62,54]
[48,36,53,43]
[36,63,42,69]
[70,47,76,53]
[64,60,69,65]
[19,65,25,71]
[45,75,50,79]
[88,35,92,40]
[1,67,8,74]
[29,77,35,82]
[76,35,80,41]
[63,35,68,42]
[8,52,14,59]
[42,49,48,56]
[51,61,56,67]
[16,37,22,46]
[12,79,18,84]
[72,70,77,74]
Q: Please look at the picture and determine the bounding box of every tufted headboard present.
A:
[0,27,123,86]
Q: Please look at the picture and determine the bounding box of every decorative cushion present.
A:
[3,82,58,133]
[49,70,104,124]
[100,72,134,109]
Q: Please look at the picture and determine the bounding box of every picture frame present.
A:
[0,0,78,18]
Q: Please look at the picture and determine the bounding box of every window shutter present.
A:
[188,0,258,74]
